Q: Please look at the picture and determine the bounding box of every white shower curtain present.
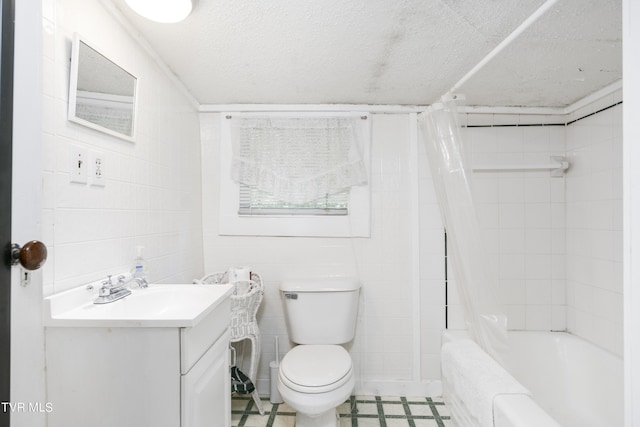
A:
[420,95,508,362]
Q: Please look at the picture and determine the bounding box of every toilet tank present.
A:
[280,277,360,345]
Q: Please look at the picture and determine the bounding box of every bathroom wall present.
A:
[458,115,567,331]
[199,93,623,393]
[565,100,623,356]
[443,92,623,355]
[42,0,204,295]
[417,127,447,382]
[201,112,445,394]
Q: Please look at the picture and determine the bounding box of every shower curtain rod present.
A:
[448,0,560,95]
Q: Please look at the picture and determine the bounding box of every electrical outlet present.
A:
[69,145,88,184]
[89,151,106,187]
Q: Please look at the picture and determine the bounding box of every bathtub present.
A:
[441,330,623,427]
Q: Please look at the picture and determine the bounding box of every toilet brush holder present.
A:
[269,361,283,404]
[270,336,284,404]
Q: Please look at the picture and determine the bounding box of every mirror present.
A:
[68,34,137,141]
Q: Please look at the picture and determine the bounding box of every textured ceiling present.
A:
[108,0,621,107]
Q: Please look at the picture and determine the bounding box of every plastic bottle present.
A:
[132,246,146,279]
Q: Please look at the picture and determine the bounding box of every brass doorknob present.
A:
[11,240,48,271]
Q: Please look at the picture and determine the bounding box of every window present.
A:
[239,186,349,216]
[218,112,371,237]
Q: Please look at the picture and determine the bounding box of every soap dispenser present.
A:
[132,246,146,279]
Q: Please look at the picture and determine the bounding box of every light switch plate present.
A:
[69,145,88,184]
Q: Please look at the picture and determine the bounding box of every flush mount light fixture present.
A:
[125,0,193,23]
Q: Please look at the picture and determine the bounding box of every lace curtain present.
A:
[229,115,368,205]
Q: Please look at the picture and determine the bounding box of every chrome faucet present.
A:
[93,275,132,304]
[131,276,148,288]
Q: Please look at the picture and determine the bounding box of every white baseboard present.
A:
[254,379,443,399]
[354,380,442,397]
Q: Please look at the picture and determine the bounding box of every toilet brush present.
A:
[269,336,284,404]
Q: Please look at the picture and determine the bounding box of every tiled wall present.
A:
[565,101,623,356]
[458,117,567,331]
[417,132,447,381]
[201,113,445,394]
[200,98,623,393]
[39,0,623,393]
[444,95,623,357]
[42,0,204,295]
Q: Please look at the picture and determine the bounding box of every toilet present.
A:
[277,277,361,427]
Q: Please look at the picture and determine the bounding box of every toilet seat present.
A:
[279,345,353,394]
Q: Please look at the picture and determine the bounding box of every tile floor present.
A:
[232,395,452,427]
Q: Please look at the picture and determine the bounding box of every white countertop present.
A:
[44,283,234,328]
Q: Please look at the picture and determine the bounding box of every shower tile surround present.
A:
[564,102,623,355]
[451,96,623,356]
[456,120,568,332]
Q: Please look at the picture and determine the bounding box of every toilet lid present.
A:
[279,345,353,394]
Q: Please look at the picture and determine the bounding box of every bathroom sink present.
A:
[44,283,234,327]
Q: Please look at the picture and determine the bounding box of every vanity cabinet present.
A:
[45,290,232,427]
[182,330,231,426]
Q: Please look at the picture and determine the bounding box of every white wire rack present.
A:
[196,271,265,414]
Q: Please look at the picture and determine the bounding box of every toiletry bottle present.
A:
[132,246,146,279]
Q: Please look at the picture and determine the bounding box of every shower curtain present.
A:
[420,95,507,362]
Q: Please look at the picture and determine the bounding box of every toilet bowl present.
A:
[277,277,361,427]
[278,345,354,427]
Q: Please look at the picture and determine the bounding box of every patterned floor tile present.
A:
[231,395,451,427]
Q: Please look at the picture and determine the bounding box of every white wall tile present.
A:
[525,280,552,305]
[461,121,566,334]
[500,280,526,305]
[525,229,551,254]
[201,113,432,386]
[551,305,566,331]
[524,204,551,228]
[525,254,552,280]
[503,305,525,329]
[526,305,551,330]
[565,105,622,355]
[499,204,526,228]
[43,0,204,295]
[498,178,525,203]
[499,254,526,279]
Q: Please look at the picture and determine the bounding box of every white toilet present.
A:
[277,277,361,427]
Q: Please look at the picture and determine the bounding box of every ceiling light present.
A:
[125,0,193,23]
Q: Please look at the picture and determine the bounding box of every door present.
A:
[0,0,14,425]
[7,1,46,427]
[181,331,231,427]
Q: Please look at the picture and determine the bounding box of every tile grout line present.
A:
[427,397,446,427]
[265,402,278,427]
[237,397,252,427]
[350,396,359,427]
[401,397,417,427]
[375,396,387,427]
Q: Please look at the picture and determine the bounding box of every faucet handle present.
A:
[117,275,126,286]
[99,280,111,297]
